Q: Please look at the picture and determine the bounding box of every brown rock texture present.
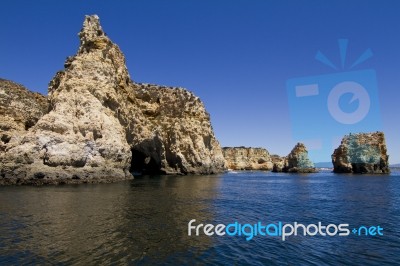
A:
[0,15,226,185]
[272,143,316,173]
[271,154,286,172]
[222,147,273,170]
[130,84,226,175]
[0,79,48,149]
[332,132,390,174]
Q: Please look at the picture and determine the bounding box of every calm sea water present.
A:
[0,169,399,265]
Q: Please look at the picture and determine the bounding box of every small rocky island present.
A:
[0,15,226,185]
[332,131,390,174]
[222,147,273,170]
[272,143,317,173]
[223,143,316,173]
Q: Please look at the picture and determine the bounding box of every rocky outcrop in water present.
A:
[222,147,273,170]
[284,143,316,173]
[131,84,226,175]
[332,132,390,174]
[272,143,316,173]
[0,15,226,185]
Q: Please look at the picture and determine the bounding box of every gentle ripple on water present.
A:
[0,170,399,265]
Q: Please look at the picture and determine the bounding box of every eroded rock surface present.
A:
[0,15,226,185]
[272,143,316,173]
[0,79,47,149]
[130,84,226,175]
[271,154,286,172]
[222,147,273,170]
[332,132,390,174]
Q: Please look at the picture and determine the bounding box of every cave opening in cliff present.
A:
[130,149,164,174]
[1,134,11,144]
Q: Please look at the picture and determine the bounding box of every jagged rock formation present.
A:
[0,15,226,185]
[332,132,390,174]
[222,147,273,170]
[272,143,316,173]
[271,154,286,172]
[131,84,226,174]
[0,79,48,149]
[284,143,316,173]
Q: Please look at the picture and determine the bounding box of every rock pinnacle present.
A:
[78,15,109,52]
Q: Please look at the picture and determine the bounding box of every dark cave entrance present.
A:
[130,149,164,174]
[1,134,11,144]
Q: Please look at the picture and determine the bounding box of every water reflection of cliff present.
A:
[0,175,221,264]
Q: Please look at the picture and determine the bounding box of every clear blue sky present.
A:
[1,0,400,163]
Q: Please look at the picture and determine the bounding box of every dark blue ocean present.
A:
[1,169,399,265]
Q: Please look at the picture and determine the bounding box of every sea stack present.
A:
[332,132,390,174]
[272,143,316,173]
[222,147,273,170]
[0,15,226,185]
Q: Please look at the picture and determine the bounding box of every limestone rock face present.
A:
[272,143,316,173]
[0,15,226,184]
[271,154,286,172]
[222,147,273,170]
[332,132,390,174]
[131,84,226,174]
[0,79,47,149]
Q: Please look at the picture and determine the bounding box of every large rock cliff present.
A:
[0,15,226,184]
[222,147,273,170]
[332,132,390,174]
[130,84,226,175]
